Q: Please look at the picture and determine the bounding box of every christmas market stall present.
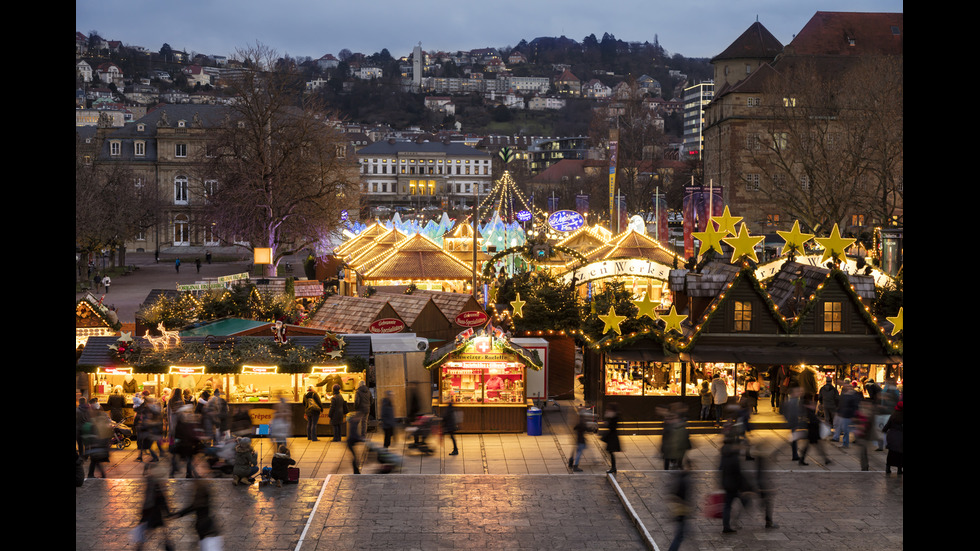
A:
[425,325,543,433]
[76,331,366,437]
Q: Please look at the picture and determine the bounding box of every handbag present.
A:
[819,421,832,440]
[287,466,300,483]
[704,491,724,519]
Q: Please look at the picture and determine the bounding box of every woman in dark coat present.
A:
[882,401,903,475]
[328,385,347,442]
[135,466,174,551]
[304,386,323,442]
[601,403,622,474]
[107,386,127,423]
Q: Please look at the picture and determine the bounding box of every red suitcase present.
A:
[287,466,299,484]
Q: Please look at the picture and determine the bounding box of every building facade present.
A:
[681,81,713,160]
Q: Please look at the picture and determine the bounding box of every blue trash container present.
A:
[527,407,542,436]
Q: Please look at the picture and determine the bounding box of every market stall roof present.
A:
[556,224,613,255]
[371,292,447,327]
[306,295,405,334]
[582,229,679,265]
[409,289,483,321]
[344,227,410,270]
[77,335,335,369]
[426,334,544,370]
[179,318,267,337]
[334,222,390,257]
[359,233,475,282]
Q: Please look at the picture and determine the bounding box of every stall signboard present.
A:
[98,367,133,375]
[311,365,347,375]
[455,310,489,327]
[247,408,276,426]
[369,318,406,334]
[241,365,279,374]
[168,365,206,375]
[547,210,586,232]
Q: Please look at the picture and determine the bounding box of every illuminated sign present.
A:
[455,310,489,327]
[311,365,347,375]
[516,210,532,222]
[547,210,585,232]
[241,365,279,374]
[369,318,406,334]
[168,365,206,375]
[97,367,133,375]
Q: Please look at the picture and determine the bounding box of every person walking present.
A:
[347,412,364,474]
[667,460,693,551]
[133,464,174,551]
[207,390,229,443]
[84,407,112,479]
[818,377,839,437]
[270,400,291,451]
[195,258,202,273]
[102,274,111,294]
[780,385,804,461]
[170,405,202,479]
[755,451,778,529]
[601,402,622,474]
[443,398,459,456]
[661,403,692,470]
[798,398,831,466]
[176,461,222,550]
[720,435,751,534]
[882,401,904,475]
[853,400,874,471]
[304,386,323,442]
[380,390,396,448]
[354,380,372,438]
[328,384,346,442]
[175,257,181,272]
[76,397,91,458]
[569,407,589,472]
[107,385,127,424]
[711,374,728,428]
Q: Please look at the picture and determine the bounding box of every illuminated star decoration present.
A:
[632,292,660,320]
[776,220,815,258]
[723,223,764,263]
[117,332,134,344]
[599,306,628,335]
[691,221,728,257]
[660,306,687,335]
[714,206,743,237]
[813,224,856,265]
[510,293,526,318]
[886,307,903,336]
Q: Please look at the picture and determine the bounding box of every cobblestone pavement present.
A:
[76,402,903,550]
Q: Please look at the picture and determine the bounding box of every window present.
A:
[604,361,683,396]
[173,214,190,245]
[174,176,189,204]
[773,132,788,151]
[175,143,187,157]
[204,180,218,204]
[852,214,865,226]
[203,222,219,245]
[823,302,842,332]
[745,174,761,191]
[783,97,797,108]
[134,141,145,156]
[800,175,810,191]
[109,141,121,156]
[765,214,780,228]
[734,301,752,331]
[747,97,760,107]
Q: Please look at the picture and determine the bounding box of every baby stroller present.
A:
[202,438,236,476]
[110,420,133,449]
[405,414,438,455]
[365,441,403,473]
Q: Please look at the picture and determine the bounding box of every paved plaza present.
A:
[75,403,903,550]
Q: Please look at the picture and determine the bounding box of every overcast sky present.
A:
[76,0,903,61]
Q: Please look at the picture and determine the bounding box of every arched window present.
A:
[174,175,189,204]
[173,214,190,245]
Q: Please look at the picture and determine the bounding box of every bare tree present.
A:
[201,43,360,276]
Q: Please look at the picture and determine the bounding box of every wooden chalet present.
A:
[357,233,475,292]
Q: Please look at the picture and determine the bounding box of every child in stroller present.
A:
[109,419,133,449]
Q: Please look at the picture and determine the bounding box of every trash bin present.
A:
[526,407,542,436]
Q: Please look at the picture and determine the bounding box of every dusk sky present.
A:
[76,0,903,61]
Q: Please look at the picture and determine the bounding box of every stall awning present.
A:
[682,345,900,365]
[606,348,679,363]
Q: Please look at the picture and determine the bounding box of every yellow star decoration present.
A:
[813,224,855,264]
[886,307,903,336]
[510,293,526,318]
[599,306,627,335]
[722,223,764,263]
[692,221,728,257]
[714,206,743,236]
[118,332,133,343]
[632,293,660,320]
[660,306,687,335]
[776,220,814,257]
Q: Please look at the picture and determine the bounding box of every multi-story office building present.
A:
[681,81,713,160]
[357,139,493,212]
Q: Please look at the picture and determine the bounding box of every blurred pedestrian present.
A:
[745,376,760,413]
[853,400,874,471]
[175,257,181,272]
[195,258,202,273]
[232,437,258,485]
[176,460,222,550]
[76,397,91,457]
[107,385,126,424]
[443,398,459,456]
[207,389,229,443]
[328,385,346,442]
[818,377,838,432]
[711,374,728,428]
[779,385,804,461]
[270,399,291,451]
[196,390,213,445]
[667,459,692,551]
[139,397,165,462]
[381,390,396,448]
[354,380,372,438]
[661,403,691,470]
[601,402,621,474]
[347,412,364,474]
[171,405,202,478]
[167,390,183,442]
[84,407,112,479]
[882,401,904,475]
[133,463,174,551]
[798,398,831,466]
[569,407,589,472]
[755,450,778,529]
[304,386,323,442]
[720,435,751,534]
